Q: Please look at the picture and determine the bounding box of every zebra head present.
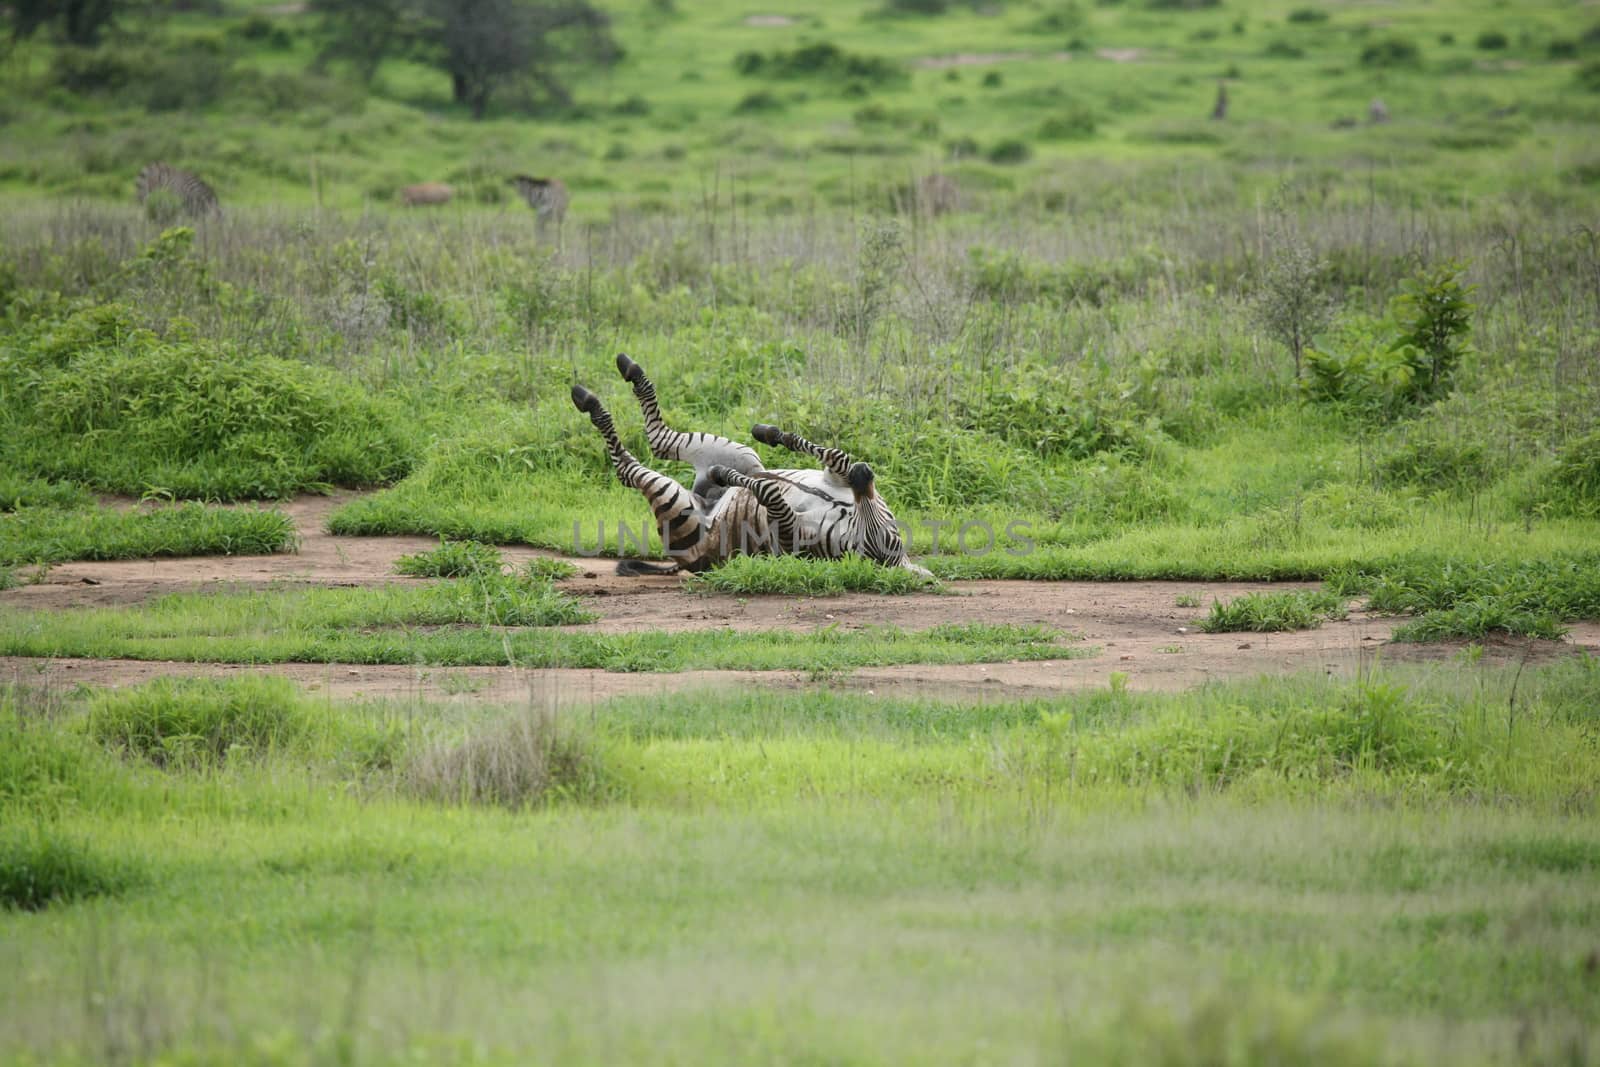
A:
[846,463,929,578]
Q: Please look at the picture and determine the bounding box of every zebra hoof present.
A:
[706,464,734,486]
[751,424,781,445]
[847,462,875,495]
[615,353,644,384]
[570,385,602,415]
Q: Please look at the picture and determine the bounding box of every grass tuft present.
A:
[1198,589,1347,632]
[1332,555,1600,640]
[395,539,506,578]
[406,707,608,808]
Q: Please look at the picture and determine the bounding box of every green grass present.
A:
[1,663,1597,1061]
[0,502,297,566]
[1332,555,1600,641]
[0,585,1075,668]
[393,538,507,578]
[689,553,938,596]
[0,824,145,912]
[1199,589,1348,633]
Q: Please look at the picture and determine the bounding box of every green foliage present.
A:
[0,475,90,512]
[1527,430,1600,519]
[9,0,120,45]
[1389,262,1474,401]
[1330,555,1600,640]
[1253,215,1335,380]
[394,538,506,578]
[0,825,141,911]
[1,288,418,500]
[689,554,936,596]
[1579,61,1600,94]
[0,503,295,567]
[1198,589,1348,632]
[734,42,905,87]
[1361,36,1422,67]
[1475,30,1509,51]
[986,138,1032,164]
[1286,8,1328,23]
[1037,107,1098,140]
[51,38,236,112]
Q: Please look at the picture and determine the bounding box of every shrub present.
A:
[1253,218,1335,381]
[406,708,607,808]
[1038,107,1097,140]
[1,289,418,499]
[981,71,1003,88]
[1579,61,1600,94]
[86,676,319,768]
[1286,8,1327,23]
[1361,37,1421,67]
[0,827,143,911]
[1548,40,1578,60]
[1475,30,1508,51]
[1522,430,1600,520]
[1389,261,1473,401]
[734,42,905,87]
[1264,40,1305,58]
[986,138,1032,164]
[734,90,784,114]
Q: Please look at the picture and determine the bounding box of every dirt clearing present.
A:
[4,493,1595,704]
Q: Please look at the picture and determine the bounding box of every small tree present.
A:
[1253,220,1335,381]
[1390,261,1473,400]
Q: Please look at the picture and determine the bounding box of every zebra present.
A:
[507,175,568,244]
[135,163,221,220]
[400,182,453,207]
[570,354,931,579]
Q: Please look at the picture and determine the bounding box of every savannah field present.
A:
[2,0,1600,1063]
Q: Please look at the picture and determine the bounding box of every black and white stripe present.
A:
[572,355,926,577]
[136,163,221,219]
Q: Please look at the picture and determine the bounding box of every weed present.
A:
[1175,593,1202,608]
[0,504,296,567]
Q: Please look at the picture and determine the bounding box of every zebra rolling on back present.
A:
[571,355,931,579]
[507,175,569,244]
[136,163,220,220]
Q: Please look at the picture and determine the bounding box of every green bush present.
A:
[1,289,418,499]
[734,42,905,87]
[1475,30,1508,51]
[0,826,143,911]
[1579,61,1600,94]
[1286,8,1328,23]
[985,138,1033,164]
[84,676,402,771]
[1361,37,1421,67]
[395,539,505,578]
[1038,107,1098,140]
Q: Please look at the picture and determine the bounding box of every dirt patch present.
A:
[5,492,1596,703]
[1096,48,1146,63]
[743,14,796,27]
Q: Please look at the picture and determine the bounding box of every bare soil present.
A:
[5,493,1596,705]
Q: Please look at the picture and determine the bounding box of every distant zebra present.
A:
[571,354,930,578]
[893,172,959,218]
[507,175,569,244]
[1368,98,1391,124]
[401,183,453,207]
[136,163,220,221]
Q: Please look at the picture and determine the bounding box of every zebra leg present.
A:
[707,466,801,556]
[614,353,762,494]
[571,386,710,567]
[750,424,854,481]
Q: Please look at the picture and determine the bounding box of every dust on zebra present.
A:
[571,354,931,579]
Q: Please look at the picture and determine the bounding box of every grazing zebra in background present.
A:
[135,163,221,220]
[400,182,453,207]
[507,175,569,244]
[892,172,959,218]
[571,354,931,578]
